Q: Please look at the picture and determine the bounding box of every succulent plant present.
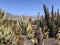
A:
[26,23,35,39]
[0,24,15,44]
[0,9,15,44]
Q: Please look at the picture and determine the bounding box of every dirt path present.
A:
[23,35,60,45]
[44,38,60,45]
[24,35,33,45]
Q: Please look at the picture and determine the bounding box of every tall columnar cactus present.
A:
[37,12,40,27]
[51,5,54,21]
[43,5,50,25]
[43,5,56,37]
[57,9,60,27]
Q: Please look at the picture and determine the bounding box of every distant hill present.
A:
[0,9,41,20]
[6,12,20,20]
[6,12,39,20]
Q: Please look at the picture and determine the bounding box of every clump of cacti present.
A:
[40,4,60,38]
[27,23,33,39]
[20,16,29,35]
[0,9,15,45]
[0,21,15,45]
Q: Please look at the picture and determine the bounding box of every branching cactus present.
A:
[0,9,6,21]
[0,23,15,44]
[0,9,15,45]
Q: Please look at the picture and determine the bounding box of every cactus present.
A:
[20,16,29,35]
[43,5,57,37]
[0,23,15,44]
[0,9,6,20]
[0,9,15,45]
[27,23,33,39]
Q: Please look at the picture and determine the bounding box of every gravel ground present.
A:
[24,35,33,45]
[23,35,60,45]
[44,38,60,45]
